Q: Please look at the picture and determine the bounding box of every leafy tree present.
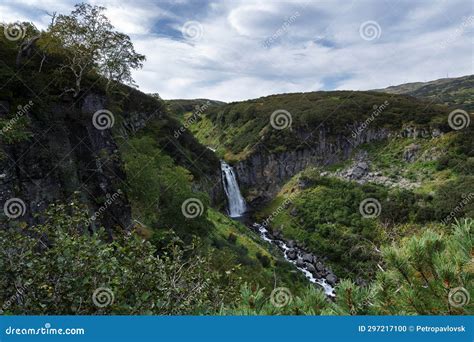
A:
[45,3,145,96]
[0,201,239,315]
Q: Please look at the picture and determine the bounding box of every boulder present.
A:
[302,253,314,263]
[315,261,324,272]
[287,240,296,248]
[350,162,369,179]
[326,273,337,286]
[286,249,297,260]
[403,143,420,163]
[296,259,305,267]
[306,264,316,273]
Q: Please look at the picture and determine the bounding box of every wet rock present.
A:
[326,273,337,286]
[315,261,324,272]
[287,240,296,248]
[296,259,305,267]
[306,264,316,273]
[302,253,314,263]
[286,249,297,260]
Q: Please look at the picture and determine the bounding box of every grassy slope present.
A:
[255,131,473,280]
[179,91,451,162]
[374,75,474,111]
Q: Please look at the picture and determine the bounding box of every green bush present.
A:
[0,201,238,315]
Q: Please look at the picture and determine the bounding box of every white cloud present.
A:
[1,0,472,101]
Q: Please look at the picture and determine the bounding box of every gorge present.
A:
[221,159,336,296]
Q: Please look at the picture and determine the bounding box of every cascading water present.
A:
[221,161,246,217]
[219,158,335,297]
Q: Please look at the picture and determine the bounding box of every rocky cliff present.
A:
[0,90,163,235]
[234,126,442,206]
[1,85,225,234]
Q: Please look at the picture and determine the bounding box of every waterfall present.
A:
[219,157,335,297]
[221,161,246,217]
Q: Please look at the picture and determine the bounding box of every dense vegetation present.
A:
[376,75,474,111]
[3,200,470,315]
[227,219,472,315]
[0,4,312,311]
[1,3,472,317]
[185,90,451,160]
[256,127,473,281]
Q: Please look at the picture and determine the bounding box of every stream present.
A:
[220,161,336,297]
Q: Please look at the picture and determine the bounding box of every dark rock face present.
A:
[0,93,162,236]
[234,126,441,205]
[403,143,420,163]
[234,127,391,205]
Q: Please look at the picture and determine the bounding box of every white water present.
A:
[219,158,335,297]
[221,161,246,217]
[253,223,335,297]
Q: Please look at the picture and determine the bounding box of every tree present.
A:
[0,200,237,315]
[46,3,145,97]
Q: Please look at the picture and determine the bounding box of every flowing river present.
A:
[220,161,336,297]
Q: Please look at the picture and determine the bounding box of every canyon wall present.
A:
[234,126,441,206]
[0,92,164,235]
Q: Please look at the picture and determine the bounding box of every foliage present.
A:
[189,91,451,159]
[44,3,145,96]
[227,219,472,315]
[121,136,212,242]
[373,219,473,315]
[377,74,474,111]
[0,201,238,315]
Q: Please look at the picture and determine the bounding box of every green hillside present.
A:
[375,75,474,111]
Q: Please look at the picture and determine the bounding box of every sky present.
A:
[1,0,473,102]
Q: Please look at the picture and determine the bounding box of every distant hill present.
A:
[181,90,451,160]
[374,75,474,111]
[166,99,226,119]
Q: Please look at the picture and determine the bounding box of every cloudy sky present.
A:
[1,0,473,101]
